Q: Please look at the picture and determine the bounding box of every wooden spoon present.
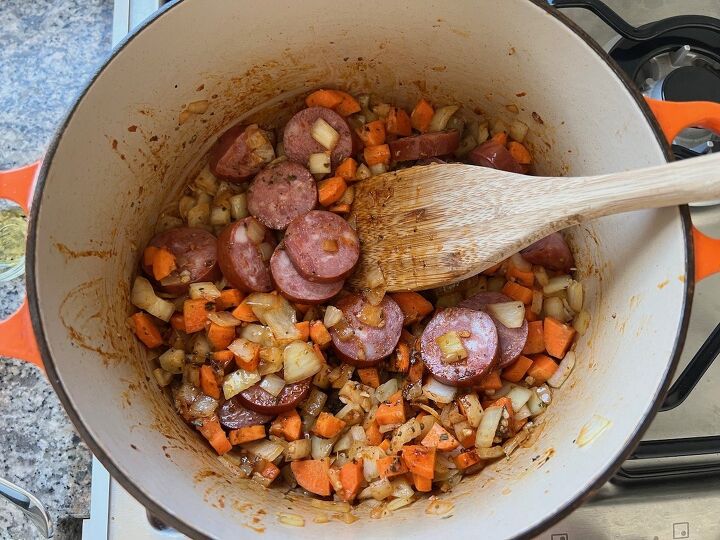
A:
[349,153,720,291]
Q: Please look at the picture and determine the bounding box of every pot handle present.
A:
[646,97,720,282]
[0,162,43,369]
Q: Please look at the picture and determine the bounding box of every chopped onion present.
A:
[576,414,611,447]
[505,385,533,411]
[197,192,212,205]
[245,438,285,461]
[207,311,241,327]
[390,418,422,453]
[228,338,259,363]
[509,119,529,143]
[323,306,343,328]
[476,124,489,144]
[567,281,584,312]
[240,324,275,346]
[258,242,274,263]
[193,165,218,195]
[301,388,328,418]
[244,125,276,165]
[187,202,210,228]
[283,341,323,383]
[423,377,457,404]
[189,394,218,418]
[153,368,174,387]
[339,380,374,411]
[131,276,175,322]
[372,103,391,118]
[360,478,393,501]
[183,364,200,387]
[375,378,399,403]
[332,318,355,341]
[531,290,543,315]
[285,439,311,461]
[391,476,415,498]
[189,282,221,301]
[334,431,353,453]
[573,309,591,335]
[364,263,386,289]
[486,301,525,329]
[258,346,283,375]
[277,513,304,527]
[159,348,185,374]
[259,373,286,397]
[222,369,260,399]
[547,350,576,388]
[533,266,550,287]
[515,404,532,421]
[457,393,483,428]
[429,105,460,132]
[229,193,248,220]
[308,152,331,175]
[527,385,552,416]
[245,218,266,245]
[425,498,454,515]
[156,213,184,233]
[338,184,355,206]
[310,118,340,150]
[358,303,384,328]
[436,330,468,363]
[387,496,414,512]
[510,252,532,272]
[474,445,505,459]
[356,163,371,181]
[543,275,573,295]
[210,205,231,226]
[246,293,301,344]
[336,403,363,425]
[475,406,504,448]
[364,285,386,307]
[490,119,507,136]
[368,162,387,176]
[544,296,571,322]
[178,195,196,219]
[311,436,334,459]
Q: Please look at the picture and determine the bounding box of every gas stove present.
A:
[84,1,720,538]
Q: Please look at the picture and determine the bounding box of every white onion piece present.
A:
[573,309,591,335]
[533,266,550,287]
[131,277,175,322]
[544,297,569,322]
[323,305,343,328]
[423,377,457,404]
[189,282,222,301]
[277,513,304,527]
[476,124,489,144]
[159,348,185,374]
[474,445,505,460]
[311,436,334,459]
[334,431,353,453]
[505,385,533,411]
[283,341,323,383]
[576,414,612,447]
[360,478,393,501]
[222,369,260,399]
[244,439,285,461]
[368,163,387,176]
[510,252,532,272]
[153,368,173,387]
[375,379,399,404]
[178,195,196,219]
[515,404,532,421]
[490,119,507,136]
[547,351,576,388]
[509,119,529,143]
[229,193,248,220]
[246,293,300,344]
[526,385,552,416]
[240,324,275,346]
[259,242,274,262]
[531,290,543,315]
[364,264,386,289]
[543,275,573,295]
[338,184,355,206]
[475,406,504,448]
[356,163,371,181]
[493,382,514,398]
[258,347,283,375]
[207,311,242,327]
[285,439,311,461]
[350,425,367,443]
[308,152,331,175]
[228,338,258,362]
[245,218,266,245]
[486,301,525,329]
[390,418,422,453]
[391,476,415,498]
[428,105,460,132]
[301,388,327,418]
[567,281,584,313]
[436,331,468,363]
[210,205,231,226]
[189,394,218,418]
[457,393,483,428]
[187,202,210,228]
[310,118,340,150]
[259,373,286,397]
[196,192,212,205]
[147,296,175,323]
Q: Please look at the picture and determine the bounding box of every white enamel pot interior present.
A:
[27,0,691,538]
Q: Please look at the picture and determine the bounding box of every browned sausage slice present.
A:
[218,397,273,429]
[284,210,360,283]
[270,247,343,304]
[459,292,528,368]
[388,131,460,162]
[247,161,317,230]
[208,124,275,182]
[468,140,523,173]
[145,227,219,295]
[330,294,404,367]
[421,307,499,387]
[283,107,352,168]
[521,232,575,272]
[217,217,275,292]
[238,377,311,415]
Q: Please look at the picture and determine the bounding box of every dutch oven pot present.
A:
[1,1,720,538]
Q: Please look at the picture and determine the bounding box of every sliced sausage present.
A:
[389,131,460,162]
[208,124,275,182]
[145,227,219,295]
[459,292,528,368]
[469,140,523,173]
[238,377,311,415]
[521,232,575,272]
[283,107,352,168]
[247,161,317,230]
[330,293,404,367]
[217,217,275,292]
[218,397,273,429]
[270,247,343,304]
[284,210,360,283]
[420,307,499,387]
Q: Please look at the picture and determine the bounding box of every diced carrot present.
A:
[523,320,545,354]
[231,302,258,323]
[543,316,576,358]
[357,367,380,389]
[413,473,432,492]
[305,89,343,110]
[339,459,364,501]
[129,312,163,348]
[502,281,533,305]
[328,203,351,214]
[335,157,358,181]
[318,176,347,207]
[152,248,177,281]
[143,246,159,267]
[270,409,302,442]
[408,356,425,383]
[387,342,410,373]
[207,322,236,351]
[386,107,412,136]
[295,321,310,341]
[170,313,186,332]
[410,99,434,133]
[235,341,260,372]
[525,306,539,322]
[490,131,508,146]
[212,350,235,369]
[356,120,386,147]
[197,417,232,455]
[507,264,534,287]
[216,288,244,310]
[377,455,408,478]
[290,459,332,496]
[364,144,390,166]
[379,439,391,453]
[391,291,434,325]
[507,141,532,165]
[502,355,534,383]
[453,450,483,470]
[527,354,558,384]
[199,365,221,399]
[375,391,405,426]
[309,321,332,348]
[401,445,435,479]
[258,460,281,483]
[475,369,502,391]
[421,423,459,451]
[365,420,383,446]
[312,411,346,438]
[333,90,361,117]
[184,298,213,333]
[228,424,266,445]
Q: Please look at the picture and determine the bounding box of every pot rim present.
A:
[24,0,693,538]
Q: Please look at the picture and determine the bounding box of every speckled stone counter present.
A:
[0,1,112,538]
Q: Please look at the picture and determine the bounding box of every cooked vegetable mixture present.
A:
[130,89,590,513]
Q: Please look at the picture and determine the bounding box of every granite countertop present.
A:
[0,1,113,538]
